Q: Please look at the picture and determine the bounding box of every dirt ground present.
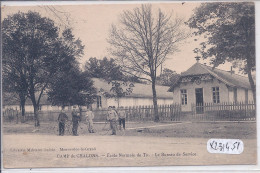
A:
[2,121,257,168]
[3,121,256,139]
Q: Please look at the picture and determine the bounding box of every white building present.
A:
[168,62,254,113]
[3,78,173,111]
[91,78,173,109]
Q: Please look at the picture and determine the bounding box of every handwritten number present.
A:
[210,141,218,150]
[236,142,240,150]
[225,142,229,151]
[213,141,240,152]
[208,139,243,154]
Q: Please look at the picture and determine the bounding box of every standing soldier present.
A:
[107,106,118,135]
[118,106,126,130]
[86,108,95,133]
[72,106,80,136]
[57,107,68,136]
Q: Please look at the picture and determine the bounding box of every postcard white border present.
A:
[1,1,259,172]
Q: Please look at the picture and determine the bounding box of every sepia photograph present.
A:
[1,1,257,171]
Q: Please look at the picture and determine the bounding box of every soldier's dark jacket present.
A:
[72,110,81,122]
[58,113,68,123]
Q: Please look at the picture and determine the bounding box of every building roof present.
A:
[168,62,251,92]
[4,78,172,106]
[92,78,172,99]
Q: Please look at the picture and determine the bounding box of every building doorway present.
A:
[195,88,204,114]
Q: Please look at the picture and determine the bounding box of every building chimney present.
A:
[195,56,200,63]
[229,66,234,75]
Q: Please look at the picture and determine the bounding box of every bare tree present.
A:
[108,4,188,122]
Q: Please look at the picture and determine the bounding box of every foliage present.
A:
[48,69,97,107]
[105,81,134,98]
[157,68,180,86]
[187,2,255,68]
[2,11,84,126]
[84,57,124,81]
[2,67,28,117]
[187,2,255,102]
[101,81,134,107]
[84,57,142,83]
[108,4,188,121]
[84,56,136,107]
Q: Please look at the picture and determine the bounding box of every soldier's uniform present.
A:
[72,108,80,136]
[58,111,68,136]
[86,110,95,133]
[107,107,118,135]
[117,108,126,130]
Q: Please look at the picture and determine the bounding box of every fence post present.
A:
[245,101,248,119]
[166,104,170,121]
[170,104,173,121]
[206,102,209,121]
[16,109,19,124]
[138,105,141,121]
[128,106,132,121]
[160,105,165,121]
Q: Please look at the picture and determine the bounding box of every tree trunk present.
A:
[29,85,41,127]
[152,78,159,122]
[21,101,25,123]
[19,93,26,123]
[30,94,40,127]
[246,58,256,104]
[33,105,40,127]
[21,104,25,116]
[247,69,256,104]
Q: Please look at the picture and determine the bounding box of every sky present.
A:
[2,1,238,74]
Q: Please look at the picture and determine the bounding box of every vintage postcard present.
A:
[1,1,257,171]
